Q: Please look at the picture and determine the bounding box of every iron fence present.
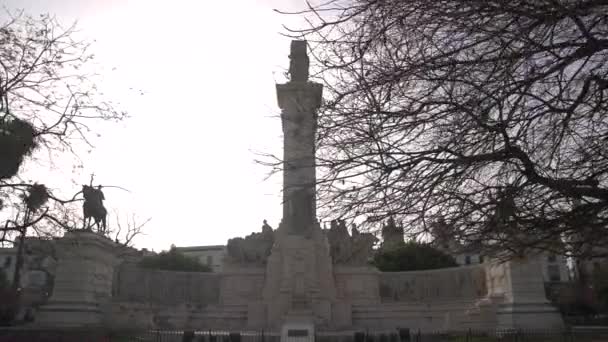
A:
[0,329,279,342]
[0,328,607,342]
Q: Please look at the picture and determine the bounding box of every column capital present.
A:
[276,82,323,112]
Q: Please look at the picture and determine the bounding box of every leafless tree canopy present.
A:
[0,12,128,244]
[276,0,608,257]
[110,210,150,247]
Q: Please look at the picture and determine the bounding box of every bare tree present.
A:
[269,0,608,258]
[0,11,128,243]
[110,210,150,247]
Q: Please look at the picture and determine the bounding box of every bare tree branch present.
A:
[267,0,608,258]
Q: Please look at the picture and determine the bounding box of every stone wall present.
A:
[105,302,249,330]
[109,263,486,331]
[350,300,496,332]
[109,264,264,330]
[332,265,493,332]
[378,265,487,302]
[220,269,265,305]
[334,267,380,305]
[112,264,221,305]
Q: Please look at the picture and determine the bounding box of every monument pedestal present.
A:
[36,230,118,327]
[264,223,336,329]
[281,314,315,342]
[488,256,564,331]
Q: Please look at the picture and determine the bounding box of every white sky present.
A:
[2,0,309,251]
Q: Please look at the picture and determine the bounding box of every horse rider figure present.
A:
[82,184,107,233]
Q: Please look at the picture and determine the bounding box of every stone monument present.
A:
[263,40,335,331]
[36,230,118,327]
[35,40,564,334]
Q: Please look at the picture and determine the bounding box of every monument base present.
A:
[496,302,564,331]
[36,302,104,327]
[247,302,267,329]
[487,256,564,331]
[281,314,315,342]
[34,230,118,328]
[263,222,336,329]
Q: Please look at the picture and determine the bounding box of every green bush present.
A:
[372,241,458,272]
[138,248,212,272]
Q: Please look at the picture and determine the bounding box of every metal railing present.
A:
[0,328,607,342]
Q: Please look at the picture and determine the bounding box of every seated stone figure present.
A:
[326,220,353,264]
[226,220,275,264]
[325,220,378,266]
[350,230,378,265]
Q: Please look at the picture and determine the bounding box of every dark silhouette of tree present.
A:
[269,0,608,258]
[0,11,127,244]
[110,210,150,247]
[0,118,37,180]
[592,267,608,312]
[0,271,7,291]
[138,248,212,273]
[372,241,458,272]
[0,270,17,326]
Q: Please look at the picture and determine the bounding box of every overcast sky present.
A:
[2,0,308,251]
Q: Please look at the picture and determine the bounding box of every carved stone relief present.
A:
[226,221,275,264]
[325,220,378,265]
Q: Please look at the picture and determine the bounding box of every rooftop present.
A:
[174,245,226,252]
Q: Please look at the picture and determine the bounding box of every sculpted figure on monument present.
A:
[351,224,360,237]
[326,219,352,263]
[491,186,517,228]
[381,217,404,250]
[430,216,457,252]
[325,219,377,265]
[288,40,309,83]
[350,231,379,265]
[82,184,107,233]
[226,220,275,264]
[262,219,273,234]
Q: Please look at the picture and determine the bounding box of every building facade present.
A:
[433,237,570,283]
[174,245,227,272]
[542,253,570,283]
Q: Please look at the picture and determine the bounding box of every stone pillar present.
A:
[277,40,323,236]
[36,230,118,327]
[264,40,336,330]
[486,255,564,331]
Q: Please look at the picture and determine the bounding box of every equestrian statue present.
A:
[82,184,107,233]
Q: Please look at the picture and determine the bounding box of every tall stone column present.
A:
[277,40,323,236]
[263,40,336,330]
[36,230,118,327]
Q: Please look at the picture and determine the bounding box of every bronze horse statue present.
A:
[82,185,107,233]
